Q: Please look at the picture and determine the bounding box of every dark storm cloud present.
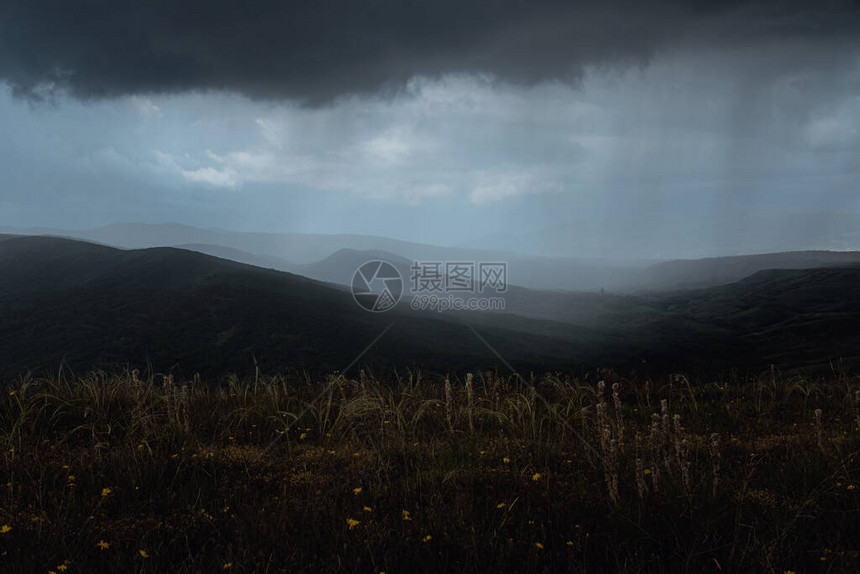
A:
[1,0,859,103]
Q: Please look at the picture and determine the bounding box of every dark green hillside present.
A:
[0,236,582,378]
[2,235,860,379]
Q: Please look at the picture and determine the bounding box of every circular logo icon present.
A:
[351,260,403,312]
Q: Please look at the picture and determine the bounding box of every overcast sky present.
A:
[1,1,859,258]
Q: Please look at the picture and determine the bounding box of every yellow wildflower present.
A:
[644,469,652,475]
[0,525,11,534]
[363,506,373,512]
[422,535,432,542]
[402,509,411,521]
[223,563,233,569]
[496,502,506,509]
[534,542,544,549]
[101,487,112,497]
[531,472,541,481]
[503,457,510,464]
[346,518,360,529]
[139,549,149,558]
[97,540,109,550]
[57,565,68,571]
[353,487,362,495]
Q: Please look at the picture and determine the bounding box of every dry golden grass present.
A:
[0,367,858,572]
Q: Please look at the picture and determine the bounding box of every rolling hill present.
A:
[0,223,650,291]
[6,223,860,295]
[0,235,588,378]
[1,234,859,379]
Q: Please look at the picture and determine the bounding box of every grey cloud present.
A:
[1,1,859,103]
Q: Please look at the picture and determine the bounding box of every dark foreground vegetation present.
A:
[1,367,859,573]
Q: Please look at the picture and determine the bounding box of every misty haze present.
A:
[1,1,859,572]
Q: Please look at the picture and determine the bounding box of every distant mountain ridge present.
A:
[637,250,860,291]
[0,222,522,265]
[6,223,860,295]
[469,211,860,259]
[0,223,649,291]
[2,234,860,377]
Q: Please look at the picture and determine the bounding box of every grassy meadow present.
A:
[1,367,859,572]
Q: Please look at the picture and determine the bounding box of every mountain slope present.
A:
[0,235,588,378]
[638,251,860,291]
[2,235,860,378]
[640,266,860,367]
[0,223,651,291]
[5,223,860,295]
